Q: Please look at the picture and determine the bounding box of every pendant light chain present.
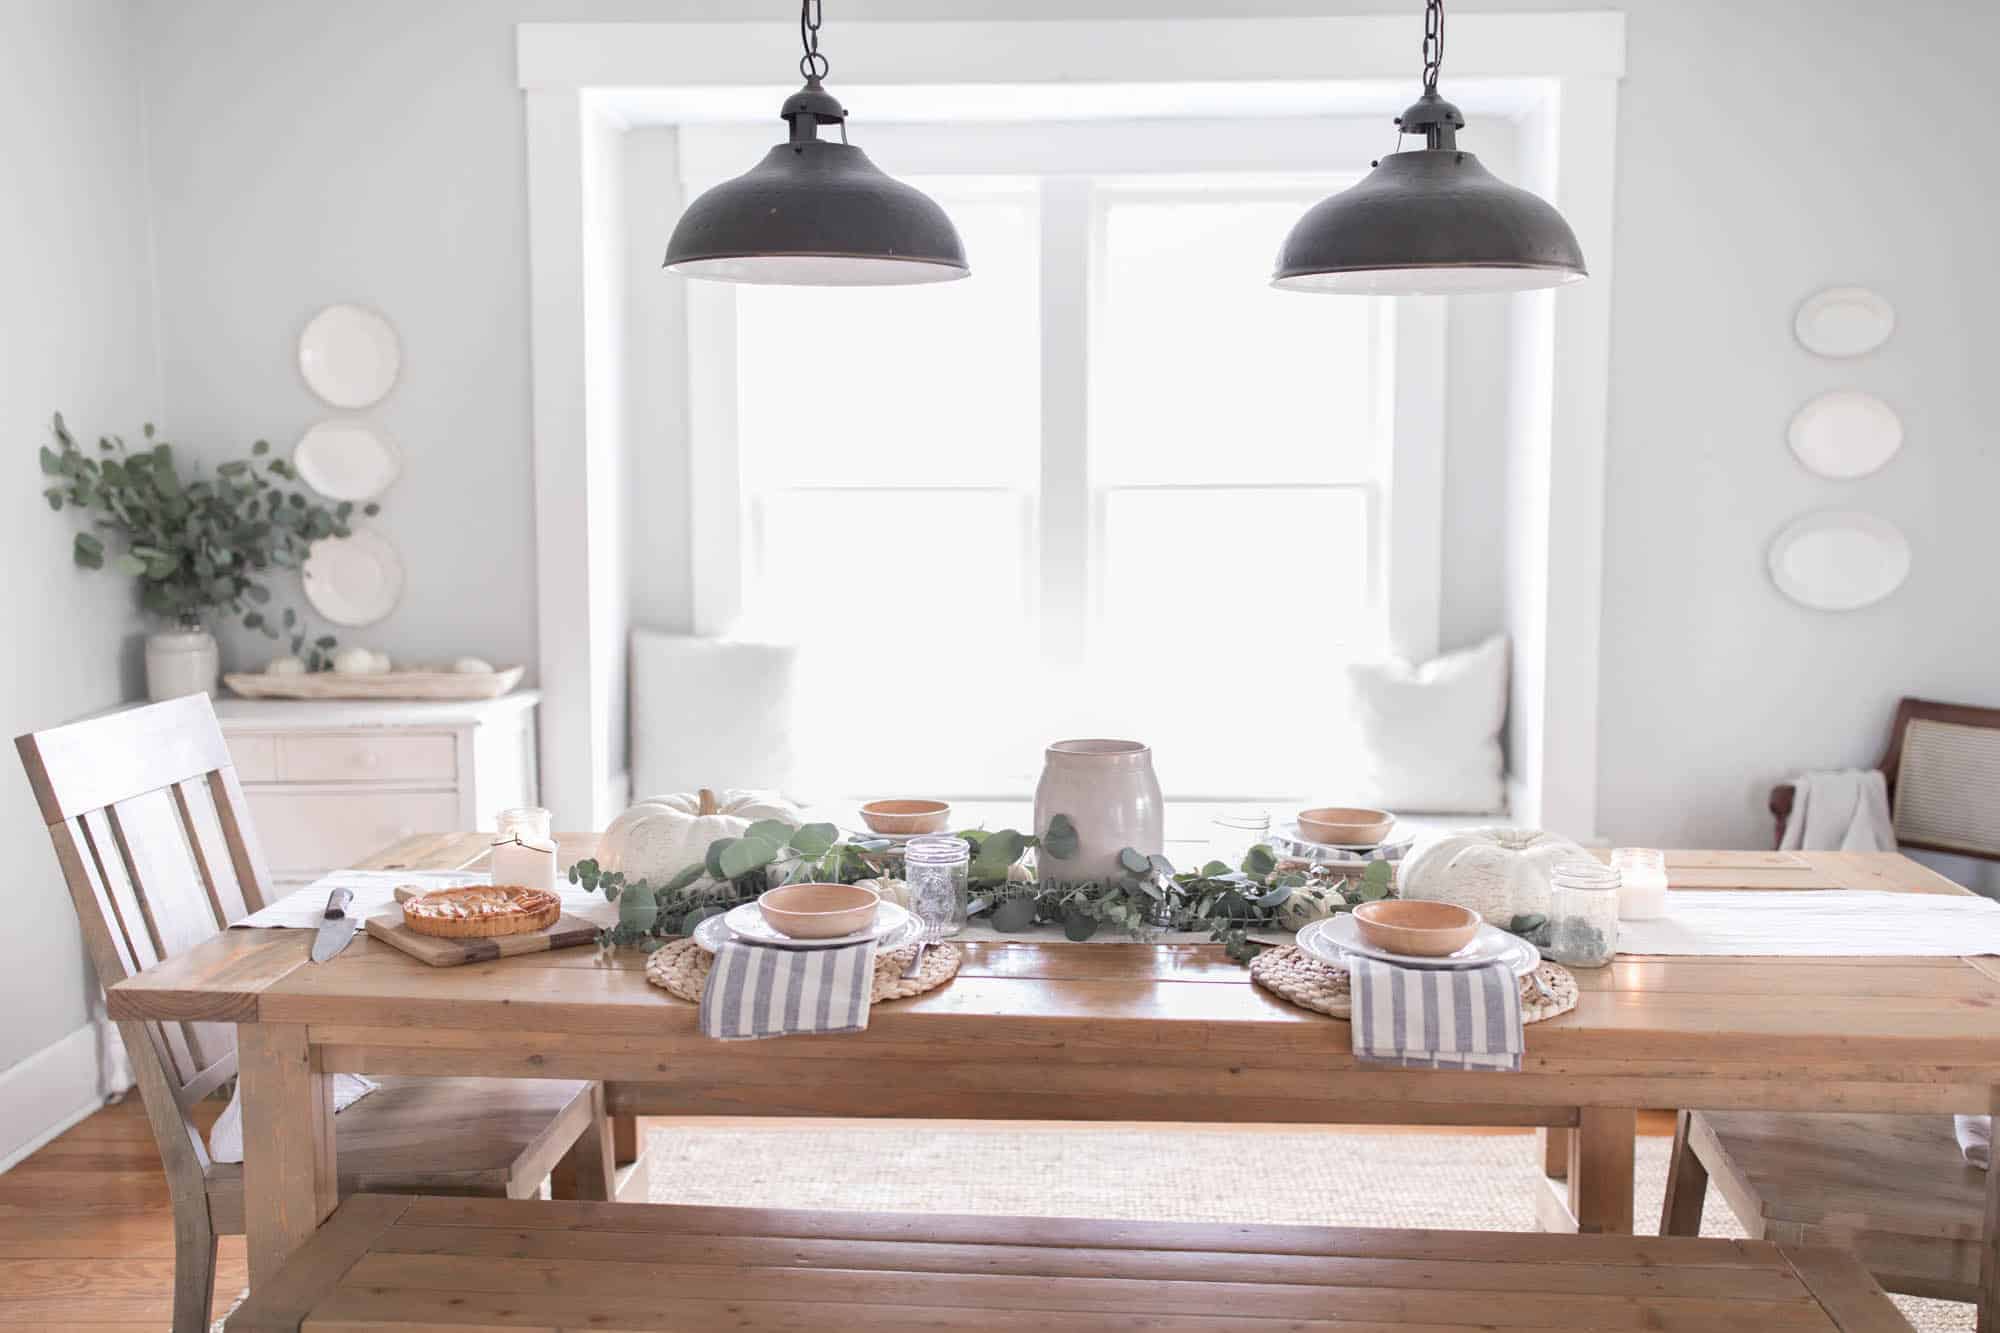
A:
[1421,0,1445,94]
[799,0,829,81]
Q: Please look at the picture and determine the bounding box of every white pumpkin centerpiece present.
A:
[600,787,804,888]
[1396,827,1589,926]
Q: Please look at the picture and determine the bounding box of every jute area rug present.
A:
[641,1121,1972,1333]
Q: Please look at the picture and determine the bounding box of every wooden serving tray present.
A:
[223,665,525,701]
[366,890,599,967]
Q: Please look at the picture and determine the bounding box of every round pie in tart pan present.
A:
[400,885,561,939]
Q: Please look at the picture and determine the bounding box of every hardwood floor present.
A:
[0,1094,1675,1328]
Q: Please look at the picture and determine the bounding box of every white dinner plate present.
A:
[1786,390,1902,480]
[1793,286,1895,359]
[1767,510,1911,612]
[302,527,405,627]
[294,420,402,501]
[299,304,401,409]
[1298,915,1541,976]
[697,901,916,953]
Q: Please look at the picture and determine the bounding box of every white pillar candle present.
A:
[491,806,557,892]
[1611,847,1668,920]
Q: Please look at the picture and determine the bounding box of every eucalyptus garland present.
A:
[570,812,1396,964]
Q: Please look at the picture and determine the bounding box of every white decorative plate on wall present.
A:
[1793,286,1895,358]
[1768,510,1911,611]
[302,527,405,626]
[1787,390,1903,479]
[298,304,401,408]
[293,421,402,501]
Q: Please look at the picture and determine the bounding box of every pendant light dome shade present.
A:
[665,137,969,287]
[1272,149,1586,294]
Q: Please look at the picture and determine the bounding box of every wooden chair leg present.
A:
[171,1209,217,1333]
[1660,1109,1710,1237]
[550,1085,615,1202]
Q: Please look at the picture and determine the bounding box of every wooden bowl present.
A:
[1352,900,1480,958]
[859,798,952,836]
[756,883,881,940]
[1297,806,1394,846]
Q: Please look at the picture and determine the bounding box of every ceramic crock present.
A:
[1032,739,1164,883]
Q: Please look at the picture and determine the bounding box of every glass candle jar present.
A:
[903,834,970,936]
[491,806,557,892]
[1208,807,1271,870]
[1547,859,1620,968]
[1611,847,1669,920]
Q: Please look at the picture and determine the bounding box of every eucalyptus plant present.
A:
[38,413,375,668]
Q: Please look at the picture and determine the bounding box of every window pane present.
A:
[735,185,1039,489]
[1093,192,1379,485]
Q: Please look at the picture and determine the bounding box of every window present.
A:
[712,150,1431,800]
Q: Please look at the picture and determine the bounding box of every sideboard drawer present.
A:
[277,733,457,784]
[228,732,279,783]
[245,789,463,873]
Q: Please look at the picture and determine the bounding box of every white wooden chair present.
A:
[15,694,615,1332]
[1662,1109,1995,1329]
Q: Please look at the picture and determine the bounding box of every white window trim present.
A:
[518,14,1623,834]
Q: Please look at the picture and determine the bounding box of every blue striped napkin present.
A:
[698,938,877,1041]
[1348,957,1523,1071]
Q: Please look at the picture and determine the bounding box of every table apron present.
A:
[305,1026,2000,1119]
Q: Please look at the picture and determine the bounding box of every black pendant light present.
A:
[663,0,968,286]
[1274,0,1585,294]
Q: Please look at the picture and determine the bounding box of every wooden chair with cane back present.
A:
[1770,696,2000,857]
[14,694,615,1333]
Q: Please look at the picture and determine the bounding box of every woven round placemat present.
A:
[1250,945,1578,1024]
[645,936,961,1005]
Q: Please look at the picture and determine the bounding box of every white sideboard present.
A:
[212,692,540,887]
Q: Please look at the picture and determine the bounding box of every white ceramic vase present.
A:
[1033,739,1164,883]
[145,626,219,701]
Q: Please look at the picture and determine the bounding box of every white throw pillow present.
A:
[1345,636,1508,813]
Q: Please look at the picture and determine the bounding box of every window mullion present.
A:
[1037,176,1093,671]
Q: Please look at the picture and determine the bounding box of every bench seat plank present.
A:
[228,1194,1914,1333]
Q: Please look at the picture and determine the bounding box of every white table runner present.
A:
[1617,889,2000,956]
[233,870,620,931]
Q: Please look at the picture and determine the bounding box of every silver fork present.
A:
[901,919,944,978]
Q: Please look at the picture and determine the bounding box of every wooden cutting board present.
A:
[364,888,600,966]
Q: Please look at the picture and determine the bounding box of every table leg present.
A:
[240,1023,335,1285]
[1542,1126,1571,1180]
[612,1112,639,1167]
[1568,1107,1636,1234]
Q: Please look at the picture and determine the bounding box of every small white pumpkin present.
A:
[330,646,375,675]
[453,656,494,674]
[265,655,306,676]
[599,787,805,886]
[854,877,911,909]
[1397,827,1588,926]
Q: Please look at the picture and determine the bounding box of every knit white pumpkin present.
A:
[599,788,804,886]
[1396,827,1588,926]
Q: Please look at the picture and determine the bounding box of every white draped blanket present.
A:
[1618,889,2000,956]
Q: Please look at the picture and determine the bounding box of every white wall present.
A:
[0,0,160,1162]
[120,0,2000,857]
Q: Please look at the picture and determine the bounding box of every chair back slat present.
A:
[75,805,199,1085]
[18,694,234,823]
[16,695,276,1162]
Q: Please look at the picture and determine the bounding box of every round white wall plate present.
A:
[1768,510,1911,611]
[1786,390,1903,479]
[299,304,401,408]
[294,420,402,501]
[1794,287,1894,358]
[302,527,405,627]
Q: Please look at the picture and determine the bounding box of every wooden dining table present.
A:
[105,835,2000,1293]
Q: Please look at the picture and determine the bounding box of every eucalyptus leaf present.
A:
[788,822,838,857]
[1118,848,1151,876]
[744,819,795,847]
[111,553,146,577]
[718,837,776,880]
[1147,853,1175,877]
[1253,882,1294,909]
[1199,860,1231,879]
[972,828,1024,877]
[663,863,705,893]
[989,896,1038,932]
[704,838,737,881]
[1063,910,1099,942]
[1040,813,1079,860]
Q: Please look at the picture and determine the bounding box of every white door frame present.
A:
[517,13,1624,836]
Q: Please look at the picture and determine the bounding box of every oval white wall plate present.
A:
[1787,390,1903,479]
[1768,511,1911,611]
[1794,286,1894,358]
[302,527,405,627]
[294,420,402,501]
[299,304,401,408]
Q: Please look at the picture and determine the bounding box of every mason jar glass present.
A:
[1208,807,1271,870]
[1547,859,1620,968]
[903,834,970,936]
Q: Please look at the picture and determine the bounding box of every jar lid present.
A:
[904,835,971,864]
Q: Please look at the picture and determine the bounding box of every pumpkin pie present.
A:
[400,885,561,939]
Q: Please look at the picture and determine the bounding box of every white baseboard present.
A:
[0,1023,117,1174]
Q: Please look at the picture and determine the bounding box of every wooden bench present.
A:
[227,1193,1917,1331]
